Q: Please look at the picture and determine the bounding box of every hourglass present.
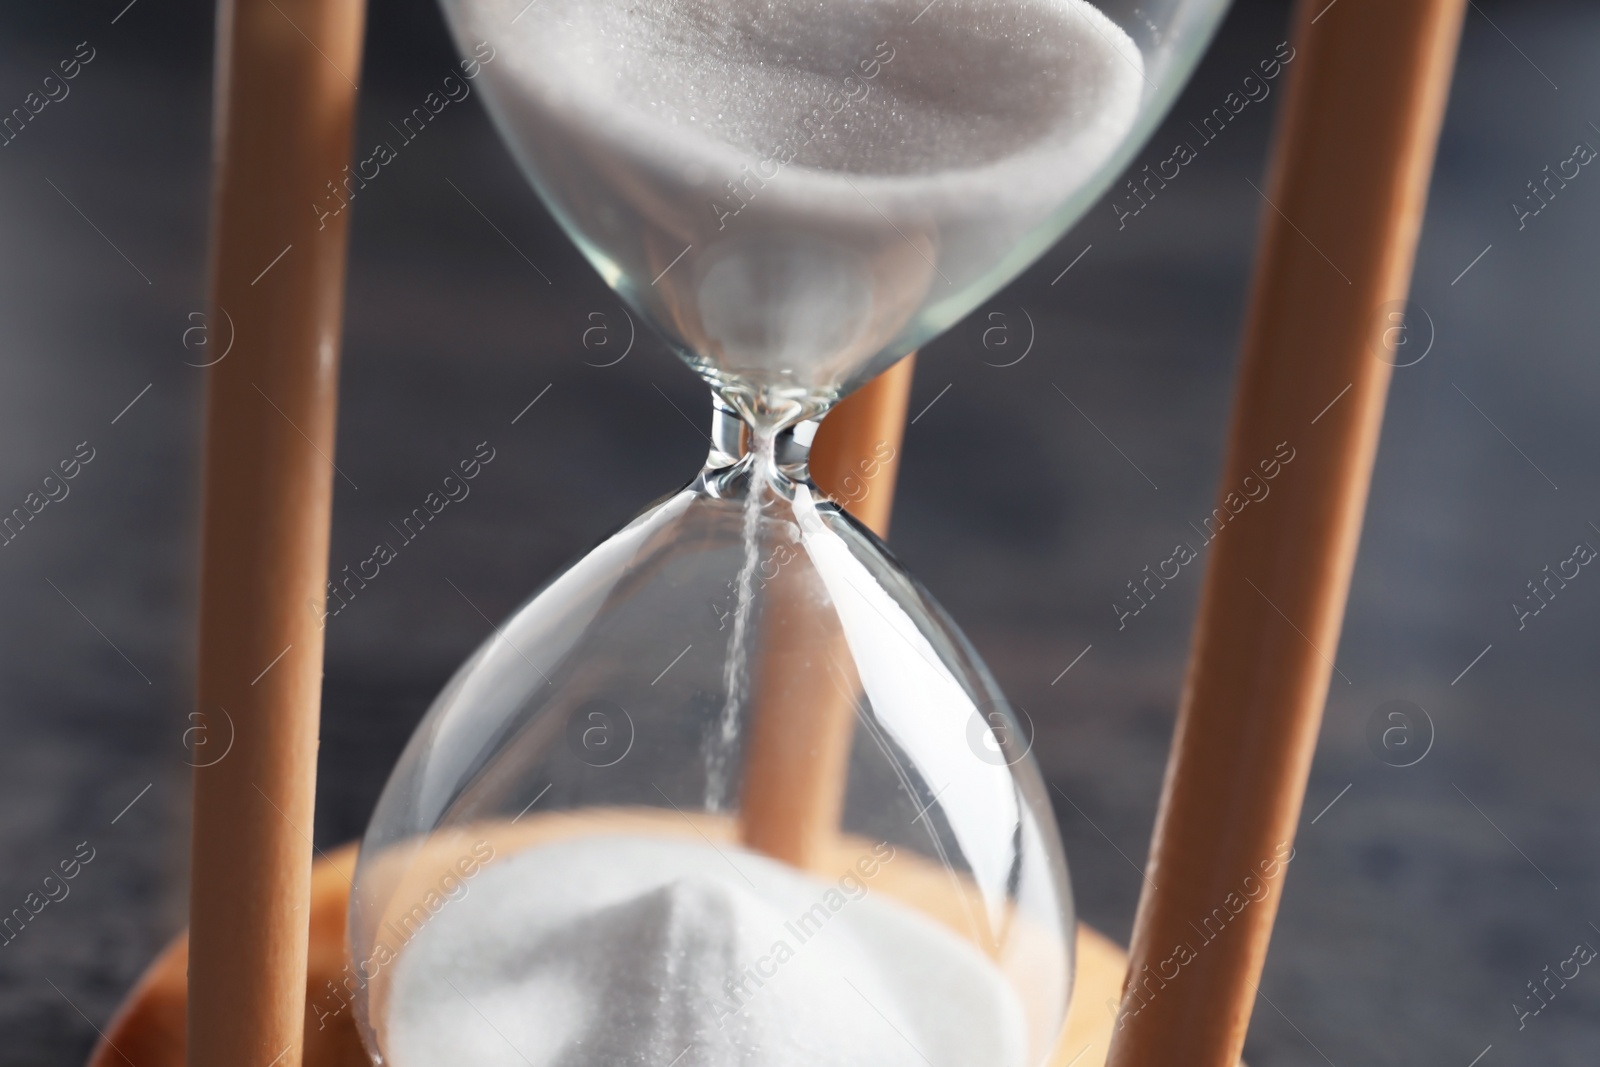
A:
[348,1,1230,1064]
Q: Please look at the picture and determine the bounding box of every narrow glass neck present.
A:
[705,397,819,487]
[706,374,838,438]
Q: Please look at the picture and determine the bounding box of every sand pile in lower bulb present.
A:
[384,835,1027,1066]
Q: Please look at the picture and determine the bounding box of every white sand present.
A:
[459,0,1143,210]
[384,835,1028,1066]
[444,0,1142,417]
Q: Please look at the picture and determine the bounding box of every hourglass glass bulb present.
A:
[351,0,1235,1059]
[350,389,1074,1066]
[441,0,1173,406]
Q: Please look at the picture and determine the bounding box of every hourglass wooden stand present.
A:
[1106,2,1466,1064]
[91,0,1466,1064]
[177,1,367,1066]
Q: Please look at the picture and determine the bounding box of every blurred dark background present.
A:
[2,0,1597,1063]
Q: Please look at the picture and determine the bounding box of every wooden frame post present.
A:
[186,1,367,1065]
[1106,2,1467,1064]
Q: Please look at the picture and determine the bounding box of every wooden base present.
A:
[90,817,1131,1067]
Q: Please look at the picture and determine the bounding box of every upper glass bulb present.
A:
[442,0,1228,426]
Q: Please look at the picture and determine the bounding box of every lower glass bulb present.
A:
[348,405,1074,1067]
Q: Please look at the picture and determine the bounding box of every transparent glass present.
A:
[441,0,1231,427]
[352,0,1231,1063]
[352,413,1071,1065]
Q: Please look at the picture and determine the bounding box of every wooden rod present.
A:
[1105,2,1465,1064]
[186,1,367,1065]
[810,355,916,539]
[738,356,915,867]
